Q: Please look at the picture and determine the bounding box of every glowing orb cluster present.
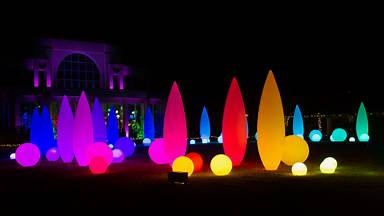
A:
[210,154,232,176]
[186,152,203,172]
[115,137,135,158]
[112,149,125,163]
[46,147,60,161]
[189,139,196,145]
[142,138,152,146]
[10,153,16,160]
[16,143,41,167]
[309,130,322,142]
[282,135,309,166]
[172,156,194,176]
[148,138,168,164]
[320,157,337,174]
[291,162,307,176]
[331,128,347,142]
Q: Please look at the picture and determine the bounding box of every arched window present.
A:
[55,54,100,89]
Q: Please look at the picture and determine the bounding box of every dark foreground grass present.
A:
[1,143,384,212]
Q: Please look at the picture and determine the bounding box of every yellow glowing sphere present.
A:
[172,156,194,176]
[291,162,307,176]
[282,135,309,166]
[210,154,232,176]
[320,157,337,174]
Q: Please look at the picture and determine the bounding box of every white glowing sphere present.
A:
[202,138,208,144]
[218,136,223,143]
[330,135,334,142]
[143,138,152,145]
[359,133,370,142]
[291,162,307,176]
[189,139,196,145]
[108,144,114,149]
[320,157,337,174]
[349,137,356,142]
[10,153,16,160]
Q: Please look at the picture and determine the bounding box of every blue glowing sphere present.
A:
[115,137,136,158]
[331,128,347,142]
[309,130,322,142]
[143,138,152,146]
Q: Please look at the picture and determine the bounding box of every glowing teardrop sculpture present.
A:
[30,107,42,148]
[57,96,74,163]
[163,82,187,165]
[222,78,247,166]
[293,105,304,137]
[40,106,55,155]
[107,106,119,145]
[144,107,155,139]
[92,98,107,143]
[73,91,94,166]
[200,106,211,140]
[257,70,285,170]
[356,102,369,141]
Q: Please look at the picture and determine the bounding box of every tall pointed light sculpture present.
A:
[73,91,94,166]
[92,98,107,142]
[200,106,211,142]
[107,106,119,145]
[40,106,55,155]
[57,96,74,163]
[144,107,155,140]
[163,82,187,165]
[257,70,285,170]
[30,107,42,148]
[222,78,247,166]
[356,102,369,142]
[293,105,304,137]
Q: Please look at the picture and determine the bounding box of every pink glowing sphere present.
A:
[112,149,125,163]
[86,142,113,166]
[89,156,108,174]
[148,138,168,164]
[46,147,60,161]
[16,143,41,167]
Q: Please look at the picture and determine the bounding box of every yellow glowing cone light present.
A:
[257,70,285,170]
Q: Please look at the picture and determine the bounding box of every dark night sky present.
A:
[1,3,383,136]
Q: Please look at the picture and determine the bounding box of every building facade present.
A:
[2,39,163,142]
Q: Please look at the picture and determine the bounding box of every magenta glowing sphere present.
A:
[16,143,41,167]
[112,149,125,163]
[46,147,60,161]
[115,137,135,158]
[148,138,168,164]
[86,142,113,166]
[89,156,108,174]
